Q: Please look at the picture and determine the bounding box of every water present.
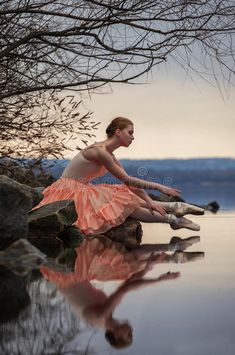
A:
[0,210,235,354]
[176,183,235,211]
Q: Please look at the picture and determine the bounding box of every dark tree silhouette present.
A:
[0,0,234,100]
[0,0,234,163]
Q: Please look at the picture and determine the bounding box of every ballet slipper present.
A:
[172,202,204,218]
[170,216,201,232]
[173,251,204,263]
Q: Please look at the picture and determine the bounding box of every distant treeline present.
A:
[122,166,235,185]
[38,158,235,185]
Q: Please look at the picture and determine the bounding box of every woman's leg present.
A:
[129,206,200,231]
[129,206,168,223]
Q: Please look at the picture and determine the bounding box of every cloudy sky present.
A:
[68,66,235,160]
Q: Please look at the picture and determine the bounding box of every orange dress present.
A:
[34,151,142,235]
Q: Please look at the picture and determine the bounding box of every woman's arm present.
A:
[95,147,180,196]
[111,155,153,202]
[111,155,167,216]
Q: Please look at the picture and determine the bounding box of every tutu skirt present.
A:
[35,177,142,235]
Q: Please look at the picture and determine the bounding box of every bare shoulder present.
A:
[94,146,114,163]
[81,144,108,162]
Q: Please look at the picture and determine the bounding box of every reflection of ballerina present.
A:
[41,236,203,349]
[34,117,204,235]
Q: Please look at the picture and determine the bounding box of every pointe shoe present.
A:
[173,202,204,218]
[173,251,205,263]
[170,217,201,231]
[170,236,200,250]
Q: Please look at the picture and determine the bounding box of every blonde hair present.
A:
[106,117,133,138]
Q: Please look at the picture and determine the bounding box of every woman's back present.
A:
[62,145,107,181]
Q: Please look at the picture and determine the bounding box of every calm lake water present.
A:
[0,210,235,354]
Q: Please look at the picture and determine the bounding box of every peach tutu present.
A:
[41,237,142,287]
[35,177,142,235]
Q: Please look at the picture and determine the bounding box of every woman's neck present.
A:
[97,138,121,154]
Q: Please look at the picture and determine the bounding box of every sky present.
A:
[66,66,235,160]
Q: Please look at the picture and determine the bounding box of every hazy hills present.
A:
[42,158,235,185]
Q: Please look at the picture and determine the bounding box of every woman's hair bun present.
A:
[106,117,133,138]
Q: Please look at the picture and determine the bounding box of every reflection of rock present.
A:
[96,218,143,250]
[0,266,30,324]
[58,225,85,248]
[0,276,83,355]
[0,239,46,276]
[0,175,43,249]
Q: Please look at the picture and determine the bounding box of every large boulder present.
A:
[28,200,79,256]
[0,175,43,249]
[28,200,78,239]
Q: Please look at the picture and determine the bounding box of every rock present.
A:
[101,217,143,249]
[202,200,220,213]
[0,175,43,249]
[28,200,78,239]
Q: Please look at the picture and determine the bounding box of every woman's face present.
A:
[117,124,134,147]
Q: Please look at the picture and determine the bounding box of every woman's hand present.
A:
[159,186,181,198]
[146,200,167,216]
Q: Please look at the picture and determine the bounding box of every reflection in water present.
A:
[0,235,204,354]
[0,239,47,276]
[41,236,203,350]
[0,274,81,355]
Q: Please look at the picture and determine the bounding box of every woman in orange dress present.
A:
[35,117,204,234]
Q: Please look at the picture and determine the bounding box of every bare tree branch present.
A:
[0,0,234,100]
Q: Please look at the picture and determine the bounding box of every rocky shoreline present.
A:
[0,175,143,271]
[0,174,218,273]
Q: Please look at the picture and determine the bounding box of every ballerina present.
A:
[34,117,204,234]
